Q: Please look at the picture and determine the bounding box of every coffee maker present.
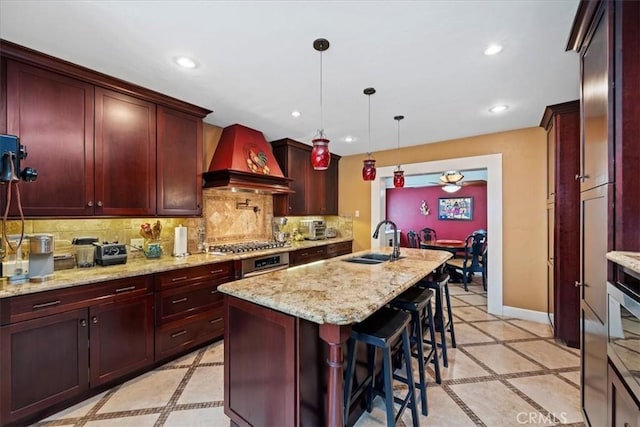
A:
[28,234,54,282]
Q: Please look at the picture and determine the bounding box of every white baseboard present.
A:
[502,305,551,325]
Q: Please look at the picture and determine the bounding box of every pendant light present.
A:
[311,38,331,171]
[362,87,376,181]
[393,115,405,188]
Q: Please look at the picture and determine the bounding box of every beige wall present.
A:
[339,127,547,312]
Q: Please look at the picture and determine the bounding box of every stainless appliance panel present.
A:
[607,281,640,400]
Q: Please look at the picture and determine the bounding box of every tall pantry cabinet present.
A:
[541,101,580,348]
[568,1,640,426]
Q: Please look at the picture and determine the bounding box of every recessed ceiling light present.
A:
[291,111,301,118]
[175,56,197,69]
[484,44,503,56]
[489,105,509,113]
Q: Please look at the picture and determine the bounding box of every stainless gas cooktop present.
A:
[207,241,290,254]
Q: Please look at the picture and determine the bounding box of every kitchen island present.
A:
[218,247,452,427]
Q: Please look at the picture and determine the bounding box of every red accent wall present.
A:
[386,185,487,246]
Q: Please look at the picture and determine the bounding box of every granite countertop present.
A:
[218,247,452,325]
[0,237,352,299]
[607,251,640,275]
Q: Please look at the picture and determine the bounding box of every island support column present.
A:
[319,323,351,427]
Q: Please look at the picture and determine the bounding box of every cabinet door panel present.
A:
[157,106,202,216]
[581,10,610,191]
[95,88,156,216]
[89,294,154,386]
[5,60,94,216]
[581,184,610,322]
[0,309,89,424]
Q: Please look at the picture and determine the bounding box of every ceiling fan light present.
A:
[440,170,464,184]
[442,183,462,193]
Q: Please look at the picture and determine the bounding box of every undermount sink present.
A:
[343,253,404,264]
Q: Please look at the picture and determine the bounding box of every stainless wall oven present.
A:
[607,279,640,400]
[240,252,290,278]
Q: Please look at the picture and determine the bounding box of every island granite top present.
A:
[218,247,452,325]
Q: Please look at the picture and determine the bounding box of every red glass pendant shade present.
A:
[311,138,331,170]
[393,169,405,188]
[362,158,376,181]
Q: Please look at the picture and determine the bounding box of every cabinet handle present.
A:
[32,300,61,310]
[574,174,590,181]
[210,269,223,274]
[171,330,187,338]
[209,318,223,324]
[80,319,87,327]
[97,201,103,207]
[172,297,188,304]
[574,281,585,287]
[87,201,93,207]
[171,276,188,282]
[92,316,98,324]
[115,285,136,293]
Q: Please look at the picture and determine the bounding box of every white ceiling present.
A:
[0,0,580,157]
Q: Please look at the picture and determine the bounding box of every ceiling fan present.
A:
[430,170,486,193]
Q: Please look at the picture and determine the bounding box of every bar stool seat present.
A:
[389,286,439,415]
[415,273,456,367]
[344,306,419,427]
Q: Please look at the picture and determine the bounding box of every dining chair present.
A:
[446,232,487,291]
[407,230,420,248]
[420,227,437,242]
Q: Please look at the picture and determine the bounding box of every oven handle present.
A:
[242,264,290,278]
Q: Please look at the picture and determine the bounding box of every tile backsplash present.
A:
[1,189,352,258]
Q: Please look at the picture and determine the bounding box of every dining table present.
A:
[419,239,466,254]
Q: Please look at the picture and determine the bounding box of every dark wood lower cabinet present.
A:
[0,309,89,425]
[89,295,154,387]
[582,302,608,427]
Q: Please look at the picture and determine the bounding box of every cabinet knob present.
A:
[92,316,98,324]
[574,174,590,181]
[574,281,584,287]
[97,201,103,207]
[87,201,93,207]
[80,319,87,327]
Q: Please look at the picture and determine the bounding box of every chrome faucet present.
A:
[372,220,400,260]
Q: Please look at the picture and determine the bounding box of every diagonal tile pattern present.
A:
[34,277,583,426]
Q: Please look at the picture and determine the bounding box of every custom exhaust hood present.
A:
[203,124,293,194]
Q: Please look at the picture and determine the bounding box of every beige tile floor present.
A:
[34,277,583,426]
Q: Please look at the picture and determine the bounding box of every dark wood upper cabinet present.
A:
[157,106,203,216]
[95,88,156,216]
[1,40,210,217]
[270,138,340,216]
[5,60,95,216]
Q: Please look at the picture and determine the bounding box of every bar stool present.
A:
[344,306,419,427]
[415,272,456,367]
[389,286,439,415]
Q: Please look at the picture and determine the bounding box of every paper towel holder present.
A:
[172,225,189,258]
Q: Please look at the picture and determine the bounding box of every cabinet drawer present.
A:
[155,307,224,361]
[155,281,223,325]
[326,241,352,258]
[155,262,234,290]
[0,276,152,325]
[291,247,327,266]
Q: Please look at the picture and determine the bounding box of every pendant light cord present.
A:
[319,50,324,134]
[368,94,371,156]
